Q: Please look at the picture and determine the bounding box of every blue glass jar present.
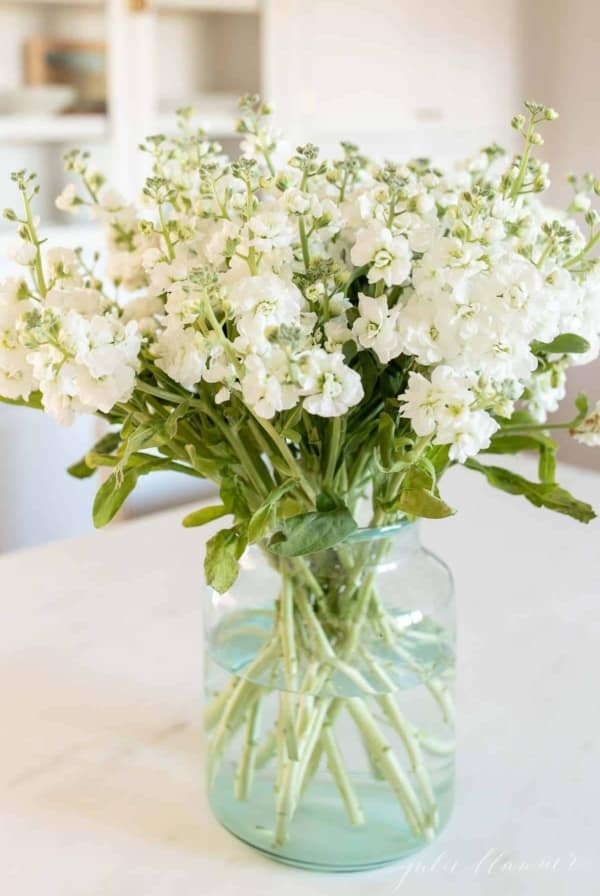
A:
[204,522,455,871]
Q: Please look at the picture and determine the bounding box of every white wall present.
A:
[522,0,600,469]
[266,0,522,160]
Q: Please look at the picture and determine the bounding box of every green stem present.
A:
[324,416,343,487]
[298,216,310,269]
[23,192,47,298]
[158,205,175,261]
[250,412,316,504]
[346,698,428,837]
[234,700,262,800]
[566,228,600,269]
[510,118,535,200]
[322,724,365,826]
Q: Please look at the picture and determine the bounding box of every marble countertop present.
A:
[1,458,599,895]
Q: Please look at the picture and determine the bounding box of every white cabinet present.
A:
[0,1,261,548]
[0,0,264,222]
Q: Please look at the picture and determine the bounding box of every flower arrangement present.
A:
[1,97,600,860]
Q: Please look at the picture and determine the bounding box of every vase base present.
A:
[209,769,454,872]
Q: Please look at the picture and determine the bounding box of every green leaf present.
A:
[204,525,247,593]
[387,467,455,520]
[185,444,220,480]
[220,477,251,519]
[483,431,557,455]
[269,504,357,556]
[92,469,138,528]
[247,479,297,543]
[67,432,121,479]
[392,487,455,519]
[355,351,380,403]
[344,263,369,295]
[505,409,538,427]
[116,425,166,480]
[165,399,191,438]
[533,333,591,354]
[248,503,273,543]
[466,460,596,523]
[182,504,228,528]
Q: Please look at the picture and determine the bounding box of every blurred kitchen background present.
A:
[0,0,598,551]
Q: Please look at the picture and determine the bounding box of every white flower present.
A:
[241,350,299,419]
[573,192,591,212]
[526,366,566,422]
[248,209,295,251]
[153,320,207,390]
[302,349,364,417]
[400,367,498,461]
[227,273,305,350]
[106,249,148,292]
[45,287,107,316]
[324,316,353,348]
[0,278,34,399]
[7,240,37,266]
[121,295,164,336]
[284,188,316,216]
[573,401,600,447]
[26,311,141,423]
[55,184,79,214]
[399,367,474,437]
[45,247,81,285]
[437,409,499,462]
[351,223,411,286]
[352,293,401,363]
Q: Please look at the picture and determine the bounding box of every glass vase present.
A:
[203,522,455,871]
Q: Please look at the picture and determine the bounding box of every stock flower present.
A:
[0,277,34,399]
[24,310,141,424]
[153,320,207,391]
[302,349,364,417]
[527,366,567,422]
[350,222,411,286]
[8,240,37,266]
[241,350,299,418]
[400,367,474,437]
[45,287,107,316]
[352,293,401,363]
[55,184,79,214]
[1,99,600,467]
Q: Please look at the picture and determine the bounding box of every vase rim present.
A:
[343,518,415,543]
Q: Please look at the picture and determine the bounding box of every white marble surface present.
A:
[1,458,599,895]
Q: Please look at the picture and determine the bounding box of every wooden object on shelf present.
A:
[24,37,107,114]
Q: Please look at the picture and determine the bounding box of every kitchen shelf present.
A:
[153,0,258,12]
[0,114,108,144]
[0,0,103,7]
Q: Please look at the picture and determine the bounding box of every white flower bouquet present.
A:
[2,97,599,864]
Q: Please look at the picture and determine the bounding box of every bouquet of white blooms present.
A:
[1,97,599,862]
